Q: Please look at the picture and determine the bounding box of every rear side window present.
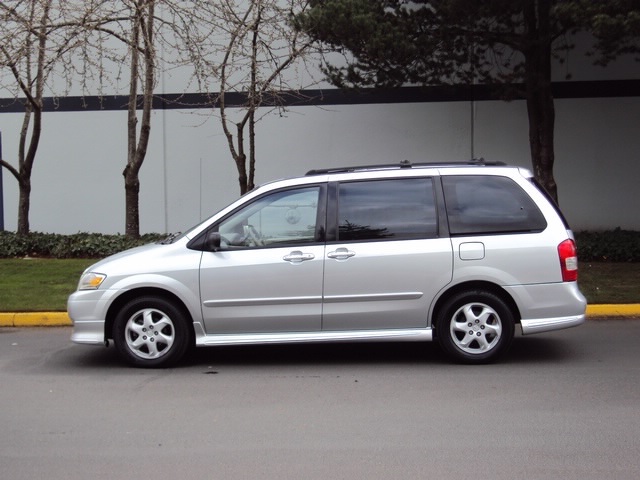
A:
[442,175,547,235]
[337,178,437,241]
[531,178,571,229]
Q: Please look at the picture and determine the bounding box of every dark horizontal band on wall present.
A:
[0,79,637,113]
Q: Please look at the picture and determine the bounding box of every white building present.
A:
[1,24,638,234]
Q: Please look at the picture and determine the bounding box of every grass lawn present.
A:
[578,262,640,305]
[0,258,95,312]
[0,258,638,312]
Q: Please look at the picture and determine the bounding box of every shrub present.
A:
[575,229,640,262]
[0,231,166,259]
[0,229,638,261]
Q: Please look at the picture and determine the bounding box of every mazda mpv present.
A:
[68,161,587,367]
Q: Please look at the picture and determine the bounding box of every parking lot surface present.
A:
[1,319,639,479]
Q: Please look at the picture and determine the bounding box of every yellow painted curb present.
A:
[586,304,640,317]
[0,312,71,327]
[0,306,638,328]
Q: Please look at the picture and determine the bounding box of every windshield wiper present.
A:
[159,232,182,244]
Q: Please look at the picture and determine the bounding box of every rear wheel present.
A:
[112,296,193,368]
[436,290,515,364]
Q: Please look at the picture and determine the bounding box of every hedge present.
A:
[0,231,166,259]
[574,229,640,262]
[0,229,638,261]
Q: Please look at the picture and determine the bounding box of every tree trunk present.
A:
[236,158,249,195]
[235,122,249,195]
[248,109,256,192]
[123,0,155,238]
[525,78,557,202]
[17,176,31,235]
[124,168,140,237]
[125,1,141,239]
[16,101,42,235]
[247,6,260,194]
[523,0,558,203]
[12,0,48,236]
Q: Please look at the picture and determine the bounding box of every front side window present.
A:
[442,175,547,235]
[337,178,437,241]
[216,186,321,248]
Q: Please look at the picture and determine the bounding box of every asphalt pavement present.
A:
[2,321,640,479]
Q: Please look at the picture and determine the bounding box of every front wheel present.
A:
[112,296,193,368]
[436,290,515,364]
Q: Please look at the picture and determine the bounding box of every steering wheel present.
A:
[245,225,264,247]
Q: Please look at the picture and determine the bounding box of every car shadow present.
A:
[60,334,579,371]
[507,335,581,363]
[184,335,577,368]
[184,341,448,368]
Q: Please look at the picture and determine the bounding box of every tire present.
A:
[436,290,515,364]
[112,295,193,368]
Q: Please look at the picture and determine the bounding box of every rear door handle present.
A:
[327,248,356,260]
[283,251,315,263]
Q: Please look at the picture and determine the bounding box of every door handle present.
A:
[283,251,315,263]
[327,248,356,260]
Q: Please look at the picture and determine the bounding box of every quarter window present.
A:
[337,178,437,241]
[442,175,547,235]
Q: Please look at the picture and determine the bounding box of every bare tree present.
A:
[123,0,155,238]
[1,0,320,235]
[0,0,154,236]
[77,0,214,237]
[0,1,85,234]
[203,0,318,194]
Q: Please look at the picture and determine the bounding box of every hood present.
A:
[84,242,176,275]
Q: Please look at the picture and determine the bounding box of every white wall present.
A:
[473,96,640,230]
[2,4,639,234]
[1,94,639,234]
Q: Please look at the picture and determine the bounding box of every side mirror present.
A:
[205,231,222,252]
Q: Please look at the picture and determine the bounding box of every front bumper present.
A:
[67,289,110,345]
[70,320,107,345]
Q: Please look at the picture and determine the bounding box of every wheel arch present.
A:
[105,287,195,343]
[431,281,521,332]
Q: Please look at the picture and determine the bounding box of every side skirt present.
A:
[193,326,433,347]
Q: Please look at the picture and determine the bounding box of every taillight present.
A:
[558,239,578,282]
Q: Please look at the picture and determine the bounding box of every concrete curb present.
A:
[1,305,639,327]
[585,304,640,317]
[0,312,72,327]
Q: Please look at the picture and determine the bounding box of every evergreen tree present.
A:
[296,0,640,202]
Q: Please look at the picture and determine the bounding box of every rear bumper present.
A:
[520,314,585,335]
[504,281,587,335]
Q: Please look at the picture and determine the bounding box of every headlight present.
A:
[78,272,107,290]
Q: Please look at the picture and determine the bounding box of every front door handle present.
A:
[283,251,315,263]
[327,248,356,260]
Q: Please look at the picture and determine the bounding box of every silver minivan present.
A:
[68,162,586,367]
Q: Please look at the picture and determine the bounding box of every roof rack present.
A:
[305,159,506,176]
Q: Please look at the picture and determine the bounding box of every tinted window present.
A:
[337,178,437,241]
[531,178,571,229]
[217,187,320,248]
[442,175,547,235]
